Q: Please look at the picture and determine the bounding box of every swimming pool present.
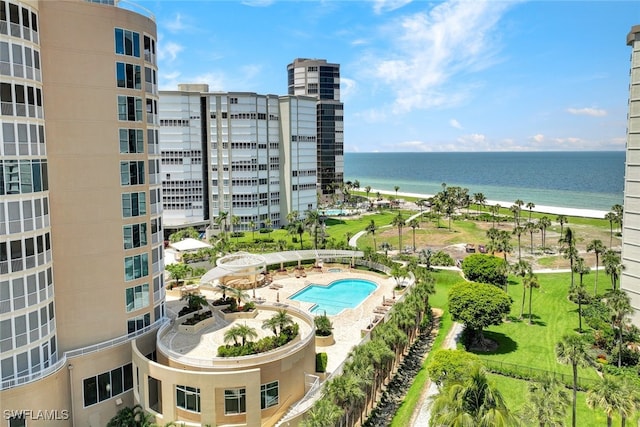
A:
[321,209,350,216]
[289,279,378,316]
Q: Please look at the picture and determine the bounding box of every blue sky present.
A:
[143,0,640,152]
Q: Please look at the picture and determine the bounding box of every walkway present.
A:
[410,321,463,427]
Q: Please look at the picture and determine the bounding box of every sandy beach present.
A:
[369,188,609,220]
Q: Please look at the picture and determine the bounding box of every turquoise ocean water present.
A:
[344,152,624,212]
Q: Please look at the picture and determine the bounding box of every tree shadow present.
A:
[324,218,346,226]
[471,331,518,355]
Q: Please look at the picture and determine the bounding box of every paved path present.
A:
[410,321,464,427]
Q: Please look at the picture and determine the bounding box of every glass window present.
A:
[124,253,148,281]
[176,385,200,412]
[125,283,149,312]
[261,381,279,409]
[83,376,98,407]
[224,388,246,414]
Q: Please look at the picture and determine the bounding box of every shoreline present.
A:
[368,188,609,220]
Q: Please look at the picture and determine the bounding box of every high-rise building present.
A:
[159,85,318,234]
[287,58,344,196]
[1,1,163,425]
[623,25,640,322]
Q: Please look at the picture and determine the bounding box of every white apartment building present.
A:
[159,85,318,234]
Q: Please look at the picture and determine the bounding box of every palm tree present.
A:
[429,366,516,426]
[587,239,606,295]
[603,249,624,291]
[248,220,256,241]
[491,203,501,228]
[231,215,241,243]
[326,373,365,427]
[394,185,400,205]
[510,204,521,227]
[261,315,279,336]
[520,375,570,427]
[512,259,532,319]
[559,227,578,288]
[524,272,540,325]
[525,221,539,254]
[605,211,617,248]
[408,218,420,252]
[270,309,294,336]
[265,218,273,238]
[180,292,207,311]
[526,201,535,221]
[223,325,243,346]
[537,216,551,250]
[570,283,589,333]
[391,213,405,253]
[305,209,321,250]
[226,287,250,308]
[619,377,640,427]
[301,397,343,427]
[512,225,526,261]
[366,220,377,252]
[364,185,372,207]
[586,375,626,427]
[555,334,594,427]
[556,214,568,238]
[473,192,487,214]
[288,219,306,250]
[605,289,632,368]
[234,323,258,346]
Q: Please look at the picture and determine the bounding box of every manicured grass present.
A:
[474,271,606,382]
[489,373,638,426]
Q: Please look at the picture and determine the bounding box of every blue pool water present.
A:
[289,279,378,316]
[321,209,349,216]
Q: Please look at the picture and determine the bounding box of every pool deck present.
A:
[164,265,398,374]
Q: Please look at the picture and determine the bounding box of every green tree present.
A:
[556,214,568,238]
[248,220,256,241]
[570,283,589,333]
[166,263,192,286]
[520,375,570,427]
[392,212,405,252]
[231,215,241,243]
[429,366,517,426]
[473,192,487,214]
[216,211,229,235]
[586,375,626,427]
[305,209,322,250]
[326,372,366,427]
[512,259,532,319]
[538,216,551,250]
[587,239,606,295]
[234,323,258,346]
[461,253,508,289]
[107,404,153,427]
[605,211,618,248]
[512,225,526,261]
[426,349,481,388]
[526,201,536,221]
[525,221,539,254]
[524,271,540,325]
[606,290,632,368]
[603,249,624,291]
[555,334,594,427]
[301,397,343,427]
[449,281,512,349]
[559,227,578,288]
[180,292,207,311]
[408,218,420,252]
[390,263,408,288]
[287,219,306,250]
[366,219,377,253]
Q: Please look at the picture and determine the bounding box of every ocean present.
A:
[344,151,624,212]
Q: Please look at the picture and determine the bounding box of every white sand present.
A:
[367,188,609,219]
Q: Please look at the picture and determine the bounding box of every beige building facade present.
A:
[1,0,163,425]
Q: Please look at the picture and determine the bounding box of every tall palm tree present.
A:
[526,201,535,221]
[473,192,487,214]
[364,185,371,206]
[556,214,568,238]
[559,227,578,288]
[586,375,626,427]
[429,366,516,426]
[605,211,617,248]
[538,216,551,250]
[512,225,526,261]
[302,397,343,427]
[569,283,589,333]
[216,211,229,235]
[326,373,365,427]
[271,309,294,336]
[394,185,400,204]
[391,213,405,253]
[305,209,321,250]
[288,219,306,250]
[248,220,256,241]
[512,259,532,319]
[520,375,570,427]
[606,289,632,368]
[619,377,640,427]
[587,239,606,295]
[491,203,501,228]
[555,334,594,427]
[366,220,377,252]
[525,221,539,254]
[603,249,624,291]
[524,272,540,325]
[408,218,420,252]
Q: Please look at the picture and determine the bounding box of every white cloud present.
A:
[340,77,357,102]
[531,134,545,143]
[363,0,514,114]
[566,107,607,117]
[449,118,462,129]
[458,133,486,144]
[372,0,413,14]
[158,41,183,62]
[164,13,191,33]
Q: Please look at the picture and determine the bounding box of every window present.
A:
[127,312,150,333]
[261,381,279,409]
[224,388,246,415]
[121,192,146,217]
[119,129,144,153]
[114,28,140,57]
[123,223,147,249]
[124,253,148,281]
[125,283,149,312]
[176,385,200,413]
[8,414,26,427]
[116,62,141,89]
[117,95,143,121]
[83,363,133,407]
[120,161,145,186]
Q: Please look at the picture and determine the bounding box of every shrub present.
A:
[314,314,333,337]
[243,302,256,312]
[461,254,508,288]
[316,352,328,373]
[431,250,455,266]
